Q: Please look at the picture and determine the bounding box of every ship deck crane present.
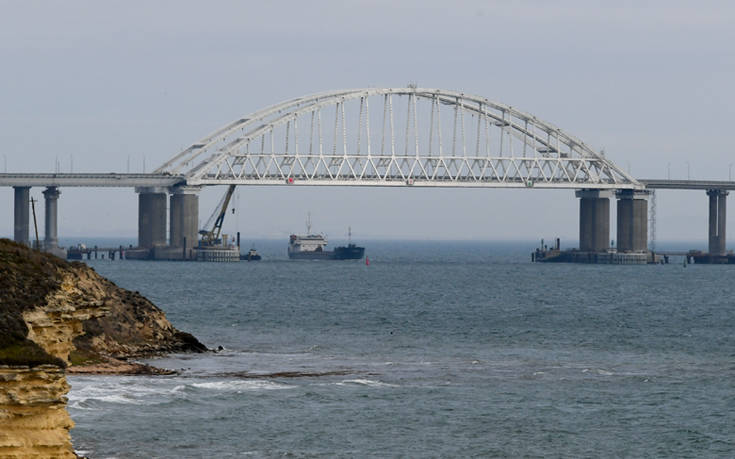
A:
[199,184,236,246]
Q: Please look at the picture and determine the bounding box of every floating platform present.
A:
[533,248,653,265]
[120,246,238,261]
[689,251,735,264]
[196,246,240,262]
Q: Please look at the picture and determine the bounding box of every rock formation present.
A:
[0,238,206,457]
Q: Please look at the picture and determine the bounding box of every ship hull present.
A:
[288,245,364,260]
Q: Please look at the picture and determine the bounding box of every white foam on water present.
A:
[337,378,399,388]
[191,380,292,391]
[68,376,188,407]
[596,369,614,376]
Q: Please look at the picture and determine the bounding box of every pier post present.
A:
[707,189,728,255]
[136,187,168,249]
[13,186,30,245]
[42,187,60,251]
[616,190,649,252]
[576,189,612,252]
[169,186,200,257]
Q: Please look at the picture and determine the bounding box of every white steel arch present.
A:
[156,88,643,190]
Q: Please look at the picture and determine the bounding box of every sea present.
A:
[64,239,735,458]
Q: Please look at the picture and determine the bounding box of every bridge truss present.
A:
[156,88,642,190]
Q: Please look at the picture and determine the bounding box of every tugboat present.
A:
[240,248,262,261]
[288,216,365,260]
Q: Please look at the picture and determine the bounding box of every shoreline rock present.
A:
[0,238,207,456]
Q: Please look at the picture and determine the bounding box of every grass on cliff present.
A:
[0,238,69,367]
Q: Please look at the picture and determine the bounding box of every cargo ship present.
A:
[288,218,365,260]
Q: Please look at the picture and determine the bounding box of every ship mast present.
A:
[306,212,312,234]
[348,226,352,244]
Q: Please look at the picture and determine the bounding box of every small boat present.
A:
[240,248,262,261]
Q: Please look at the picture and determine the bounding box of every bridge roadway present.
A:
[639,179,735,190]
[0,173,184,188]
[2,173,734,191]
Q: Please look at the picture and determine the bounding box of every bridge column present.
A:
[616,190,649,252]
[169,186,200,256]
[42,186,60,252]
[576,189,611,252]
[136,187,168,249]
[13,186,30,245]
[707,189,727,255]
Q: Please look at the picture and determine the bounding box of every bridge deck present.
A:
[640,179,735,190]
[0,173,185,188]
[1,174,733,191]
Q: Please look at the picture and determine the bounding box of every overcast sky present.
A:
[1,1,733,244]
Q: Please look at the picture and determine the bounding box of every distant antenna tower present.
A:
[649,190,657,251]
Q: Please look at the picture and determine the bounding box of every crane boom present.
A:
[199,185,236,246]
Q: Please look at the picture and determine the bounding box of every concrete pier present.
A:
[707,189,728,255]
[42,186,63,256]
[13,186,30,245]
[576,189,611,252]
[616,190,649,252]
[137,187,168,249]
[169,186,200,257]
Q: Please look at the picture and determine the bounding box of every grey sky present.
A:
[1,1,733,243]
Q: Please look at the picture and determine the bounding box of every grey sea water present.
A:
[67,240,735,458]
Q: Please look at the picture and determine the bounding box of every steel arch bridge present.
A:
[156,88,642,190]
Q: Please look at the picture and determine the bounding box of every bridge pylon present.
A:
[13,186,30,245]
[616,190,650,253]
[576,189,612,252]
[136,187,168,249]
[707,189,728,256]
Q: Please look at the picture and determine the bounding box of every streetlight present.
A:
[686,161,690,180]
[667,162,671,180]
[729,163,733,181]
[2,153,6,173]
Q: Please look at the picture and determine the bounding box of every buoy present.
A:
[365,256,370,266]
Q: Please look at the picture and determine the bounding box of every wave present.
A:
[191,380,293,391]
[581,368,615,376]
[336,379,398,388]
[68,377,294,410]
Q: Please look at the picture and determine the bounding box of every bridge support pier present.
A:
[707,189,727,255]
[13,186,30,245]
[137,187,168,249]
[576,189,611,252]
[42,186,65,257]
[169,186,200,258]
[616,190,649,252]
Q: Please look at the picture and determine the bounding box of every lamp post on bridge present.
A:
[686,161,690,180]
[729,163,733,181]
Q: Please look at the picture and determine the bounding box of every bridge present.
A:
[1,87,731,260]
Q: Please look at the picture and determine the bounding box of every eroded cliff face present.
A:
[24,269,110,366]
[0,239,206,457]
[1,240,111,458]
[0,366,74,458]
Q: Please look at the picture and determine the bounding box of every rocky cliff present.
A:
[0,238,207,457]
